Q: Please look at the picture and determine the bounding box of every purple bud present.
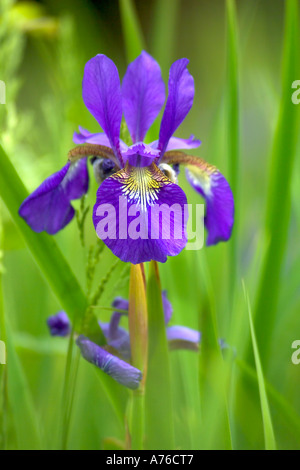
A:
[76,335,142,390]
[47,311,71,337]
[111,297,129,312]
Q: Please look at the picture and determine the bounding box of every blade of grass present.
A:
[226,0,239,311]
[145,260,174,450]
[0,206,7,450]
[237,358,300,440]
[253,0,300,366]
[119,0,145,63]
[197,250,232,449]
[243,282,276,450]
[6,321,42,449]
[151,0,180,73]
[147,0,181,143]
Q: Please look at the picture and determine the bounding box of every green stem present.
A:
[129,389,144,450]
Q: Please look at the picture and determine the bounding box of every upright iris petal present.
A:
[19,159,89,234]
[82,54,122,162]
[158,59,195,157]
[122,51,165,143]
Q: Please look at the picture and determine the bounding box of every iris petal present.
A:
[185,165,234,245]
[122,51,165,143]
[76,335,142,390]
[158,58,195,156]
[165,135,201,152]
[73,126,128,154]
[162,152,234,246]
[162,290,173,324]
[19,159,89,234]
[93,163,188,264]
[167,325,201,351]
[82,54,122,161]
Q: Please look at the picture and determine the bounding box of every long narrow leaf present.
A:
[119,0,145,62]
[145,261,174,450]
[243,282,276,450]
[6,322,42,449]
[226,0,239,309]
[253,0,300,365]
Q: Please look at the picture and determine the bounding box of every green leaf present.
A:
[243,282,277,450]
[226,0,239,308]
[237,358,300,440]
[197,251,232,450]
[119,0,145,63]
[6,322,42,449]
[145,261,174,450]
[253,0,300,365]
[0,143,104,343]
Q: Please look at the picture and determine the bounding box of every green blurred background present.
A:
[0,0,300,450]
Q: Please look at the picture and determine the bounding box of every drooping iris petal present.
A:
[158,58,195,156]
[93,163,188,264]
[47,311,71,337]
[162,290,173,325]
[82,54,122,160]
[167,325,201,347]
[185,164,234,245]
[19,159,89,235]
[122,51,165,143]
[76,335,142,390]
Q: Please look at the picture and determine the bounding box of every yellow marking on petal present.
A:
[162,151,218,196]
[111,163,172,212]
[186,164,213,195]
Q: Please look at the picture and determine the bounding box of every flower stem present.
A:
[127,263,148,449]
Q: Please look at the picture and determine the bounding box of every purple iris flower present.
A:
[19,51,234,264]
[46,291,203,389]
